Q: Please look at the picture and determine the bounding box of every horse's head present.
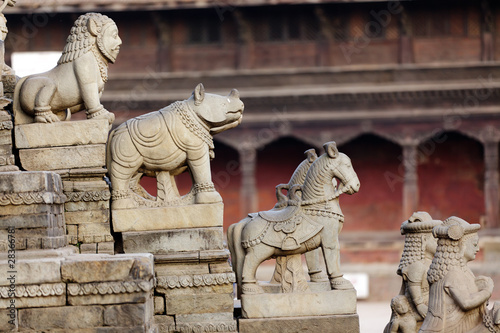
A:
[323,142,360,196]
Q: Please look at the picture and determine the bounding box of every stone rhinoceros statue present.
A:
[107,83,244,209]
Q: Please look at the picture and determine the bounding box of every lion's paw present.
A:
[34,112,60,123]
[195,191,222,204]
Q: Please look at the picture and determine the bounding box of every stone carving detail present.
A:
[228,141,360,294]
[64,190,111,202]
[157,273,236,289]
[176,322,237,333]
[67,279,154,296]
[384,212,442,332]
[108,83,243,210]
[0,154,14,166]
[0,283,65,298]
[0,119,12,130]
[419,216,500,333]
[0,191,66,205]
[13,12,120,125]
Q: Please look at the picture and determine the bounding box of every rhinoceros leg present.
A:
[187,151,222,204]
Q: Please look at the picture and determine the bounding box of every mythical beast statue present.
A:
[107,83,244,210]
[13,12,120,125]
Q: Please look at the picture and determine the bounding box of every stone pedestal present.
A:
[118,204,237,333]
[239,285,359,333]
[14,120,113,253]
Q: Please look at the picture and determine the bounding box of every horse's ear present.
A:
[87,18,100,36]
[193,83,205,106]
[304,148,317,162]
[323,141,338,158]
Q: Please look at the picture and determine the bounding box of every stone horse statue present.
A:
[228,141,360,294]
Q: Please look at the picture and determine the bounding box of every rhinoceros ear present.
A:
[323,141,338,158]
[193,83,205,106]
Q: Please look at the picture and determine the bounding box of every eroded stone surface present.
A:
[122,227,224,254]
[19,145,106,171]
[112,203,223,232]
[241,289,357,319]
[239,314,360,333]
[15,119,109,149]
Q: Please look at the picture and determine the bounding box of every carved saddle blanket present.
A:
[258,205,323,251]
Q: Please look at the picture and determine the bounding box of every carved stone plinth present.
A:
[238,314,360,333]
[122,227,224,254]
[0,109,18,172]
[0,253,156,331]
[0,171,67,251]
[112,203,223,232]
[152,251,237,333]
[241,289,357,319]
[14,120,113,253]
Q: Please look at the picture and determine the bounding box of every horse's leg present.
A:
[241,244,274,294]
[227,220,247,298]
[305,248,328,282]
[320,218,353,290]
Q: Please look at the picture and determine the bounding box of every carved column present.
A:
[238,146,258,214]
[483,139,499,228]
[402,142,419,219]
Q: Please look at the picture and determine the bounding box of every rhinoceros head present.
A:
[187,83,244,135]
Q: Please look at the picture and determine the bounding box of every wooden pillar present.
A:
[481,0,494,62]
[402,142,419,219]
[234,10,254,70]
[483,140,499,228]
[238,147,258,214]
[398,5,413,64]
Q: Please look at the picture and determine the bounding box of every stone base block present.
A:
[241,289,357,318]
[15,119,109,149]
[122,227,224,254]
[238,314,360,333]
[112,203,223,232]
[19,144,106,171]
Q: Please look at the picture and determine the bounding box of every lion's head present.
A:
[58,12,121,65]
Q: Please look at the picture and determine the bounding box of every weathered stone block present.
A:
[0,308,17,332]
[65,210,109,225]
[112,203,223,232]
[104,300,153,327]
[97,242,114,254]
[156,276,234,296]
[68,291,149,306]
[0,130,12,145]
[65,199,109,212]
[15,119,109,149]
[154,296,165,315]
[0,212,63,229]
[80,243,97,254]
[238,314,360,333]
[18,305,104,330]
[122,227,223,254]
[209,262,233,274]
[154,315,175,332]
[19,144,106,171]
[165,293,233,315]
[176,312,234,323]
[0,258,62,286]
[0,295,66,309]
[0,202,63,217]
[61,253,154,283]
[155,263,210,277]
[0,171,63,194]
[77,223,111,242]
[241,289,357,319]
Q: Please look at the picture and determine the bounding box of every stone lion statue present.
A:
[13,12,121,125]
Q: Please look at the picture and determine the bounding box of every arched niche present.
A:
[255,136,313,212]
[417,131,484,223]
[338,133,403,231]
